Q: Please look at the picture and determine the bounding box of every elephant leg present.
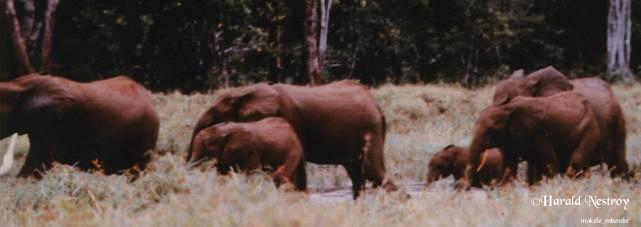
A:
[528,141,558,185]
[501,153,519,184]
[344,162,364,199]
[272,168,291,189]
[608,158,629,178]
[526,164,541,185]
[273,161,303,191]
[363,132,397,191]
[607,138,629,178]
[568,151,591,178]
[609,112,629,178]
[122,135,154,175]
[18,149,53,178]
[122,149,152,180]
[293,160,307,191]
[103,148,150,177]
[469,169,483,188]
[568,134,600,178]
[17,139,63,178]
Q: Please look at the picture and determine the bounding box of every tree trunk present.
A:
[270,1,285,83]
[304,0,321,85]
[1,0,7,79]
[41,0,59,72]
[4,0,35,75]
[607,0,634,82]
[318,0,331,75]
[21,0,35,42]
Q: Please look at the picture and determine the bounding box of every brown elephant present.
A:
[427,145,504,186]
[189,117,306,190]
[493,66,628,177]
[467,91,601,186]
[188,80,394,198]
[0,74,159,177]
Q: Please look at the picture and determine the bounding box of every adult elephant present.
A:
[467,91,601,186]
[0,74,159,177]
[188,80,395,198]
[492,66,628,178]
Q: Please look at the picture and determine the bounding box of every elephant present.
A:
[467,91,602,187]
[427,145,504,186]
[492,66,628,178]
[0,74,159,177]
[189,117,306,191]
[187,80,395,198]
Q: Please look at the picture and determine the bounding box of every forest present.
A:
[1,0,640,92]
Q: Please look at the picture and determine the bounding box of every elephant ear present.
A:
[237,85,281,121]
[526,66,573,97]
[0,83,26,113]
[492,80,518,106]
[493,74,524,106]
[443,144,456,151]
[492,92,511,106]
[509,69,525,79]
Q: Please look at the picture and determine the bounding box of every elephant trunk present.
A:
[426,170,439,185]
[467,131,491,187]
[187,137,203,165]
[186,128,203,163]
[0,133,18,177]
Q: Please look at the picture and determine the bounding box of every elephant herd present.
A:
[0,67,631,199]
[428,66,630,188]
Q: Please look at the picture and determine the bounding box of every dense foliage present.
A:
[2,0,640,91]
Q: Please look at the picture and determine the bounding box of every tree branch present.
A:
[41,0,60,72]
[5,0,35,75]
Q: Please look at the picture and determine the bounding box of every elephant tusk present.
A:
[0,133,18,177]
[476,151,489,172]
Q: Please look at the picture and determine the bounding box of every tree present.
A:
[4,0,34,75]
[319,0,332,73]
[304,0,321,85]
[42,0,60,72]
[3,0,60,77]
[607,0,634,82]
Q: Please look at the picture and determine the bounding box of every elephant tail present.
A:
[0,133,18,177]
[360,133,372,176]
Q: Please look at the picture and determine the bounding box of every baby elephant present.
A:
[189,117,306,191]
[427,145,504,186]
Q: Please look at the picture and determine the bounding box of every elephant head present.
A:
[0,81,27,139]
[426,145,467,185]
[466,105,524,187]
[189,123,231,165]
[186,83,282,162]
[493,66,573,106]
[189,122,258,174]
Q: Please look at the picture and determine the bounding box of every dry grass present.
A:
[0,83,639,226]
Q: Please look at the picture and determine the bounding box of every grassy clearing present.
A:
[0,83,639,226]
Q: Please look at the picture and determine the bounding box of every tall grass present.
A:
[0,83,639,226]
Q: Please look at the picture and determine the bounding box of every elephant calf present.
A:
[189,117,306,191]
[427,145,504,186]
